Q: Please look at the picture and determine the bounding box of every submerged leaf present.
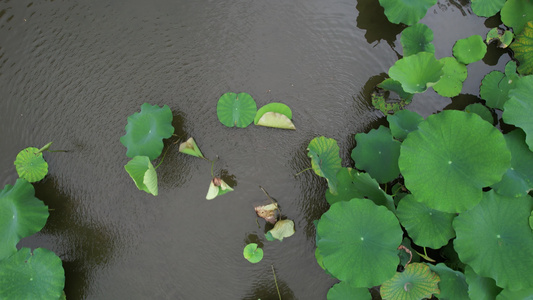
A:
[243,243,263,263]
[510,21,533,75]
[400,23,435,56]
[216,92,257,128]
[266,219,295,241]
[503,75,533,150]
[432,57,468,97]
[254,203,279,224]
[178,137,205,159]
[256,112,296,130]
[452,35,487,65]
[124,156,158,196]
[206,177,234,200]
[380,263,440,300]
[307,137,342,194]
[388,52,443,93]
[378,0,437,25]
[14,147,49,183]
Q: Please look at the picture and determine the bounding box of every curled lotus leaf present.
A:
[464,103,494,124]
[503,75,533,151]
[510,21,533,75]
[465,266,502,300]
[378,0,437,25]
[216,92,257,128]
[452,35,487,65]
[256,112,296,130]
[206,177,233,200]
[254,102,292,124]
[387,109,424,141]
[388,52,443,93]
[428,263,469,300]
[480,61,519,110]
[307,137,342,195]
[243,243,263,263]
[254,202,278,224]
[380,263,440,300]
[471,0,506,17]
[432,57,468,97]
[327,281,371,300]
[501,0,533,34]
[124,156,158,196]
[178,137,205,159]
[14,147,49,183]
[266,219,295,241]
[486,28,514,48]
[400,23,435,56]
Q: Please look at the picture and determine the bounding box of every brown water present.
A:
[0,0,508,299]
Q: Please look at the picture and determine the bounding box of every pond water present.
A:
[0,0,509,299]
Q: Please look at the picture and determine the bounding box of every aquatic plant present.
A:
[306,136,342,195]
[326,281,371,300]
[486,27,514,48]
[452,35,487,65]
[510,21,533,75]
[471,0,506,17]
[254,102,296,130]
[480,61,519,110]
[216,92,257,128]
[388,52,443,93]
[432,57,468,97]
[243,243,263,263]
[501,0,533,34]
[400,23,435,56]
[380,263,440,300]
[178,137,205,159]
[377,0,437,25]
[124,156,158,196]
[502,75,533,150]
[206,177,234,200]
[265,219,295,242]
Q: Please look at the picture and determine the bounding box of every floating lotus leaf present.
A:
[453,191,533,291]
[396,194,456,249]
[178,137,204,159]
[492,130,533,197]
[254,102,292,124]
[471,0,506,17]
[266,219,295,242]
[254,202,278,224]
[316,198,403,287]
[0,248,64,300]
[205,177,233,200]
[351,126,401,183]
[399,110,511,213]
[377,0,437,25]
[380,263,440,300]
[243,243,263,263]
[327,281,371,300]
[216,92,257,128]
[464,265,503,300]
[480,61,519,109]
[510,21,533,75]
[307,137,342,195]
[256,112,296,130]
[497,287,533,299]
[388,52,443,93]
[464,103,493,124]
[14,147,49,183]
[530,210,533,230]
[124,156,158,196]
[0,179,48,260]
[486,28,514,48]
[120,103,174,160]
[387,110,424,141]
[452,35,487,65]
[428,263,469,300]
[503,75,533,150]
[433,57,468,97]
[378,78,414,102]
[400,23,435,56]
[501,0,533,34]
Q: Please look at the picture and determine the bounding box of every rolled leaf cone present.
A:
[178,137,205,159]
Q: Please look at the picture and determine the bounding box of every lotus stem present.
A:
[271,264,282,300]
[293,167,312,177]
[155,146,171,169]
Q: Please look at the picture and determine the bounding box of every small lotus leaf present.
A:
[464,103,494,124]
[452,35,487,65]
[327,281,371,300]
[205,177,233,200]
[464,265,503,300]
[316,198,403,287]
[378,79,414,102]
[396,194,456,249]
[387,109,424,141]
[377,0,437,25]
[256,112,296,130]
[501,0,533,34]
[351,126,401,183]
[124,156,158,196]
[178,137,205,159]
[254,102,292,124]
[428,263,469,300]
[497,287,533,299]
[453,191,533,291]
[433,57,468,97]
[399,110,511,213]
[14,147,49,183]
[266,219,295,241]
[486,28,514,48]
[254,202,278,224]
[401,23,435,56]
[471,0,506,17]
[216,92,257,128]
[510,21,533,75]
[120,103,174,160]
[388,52,444,93]
[480,61,519,109]
[503,75,533,150]
[307,137,342,195]
[380,263,440,300]
[0,179,49,260]
[243,243,263,263]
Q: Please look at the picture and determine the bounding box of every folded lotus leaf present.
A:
[433,57,468,97]
[256,112,296,130]
[386,109,424,141]
[254,203,278,224]
[178,137,205,159]
[206,177,233,200]
[124,156,158,196]
[464,103,493,124]
[14,147,49,183]
[307,136,342,195]
[254,102,292,124]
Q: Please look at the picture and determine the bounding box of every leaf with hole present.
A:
[307,137,342,195]
[377,0,437,25]
[503,75,533,150]
[380,263,440,300]
[388,52,443,93]
[452,35,487,65]
[433,57,468,97]
[178,137,205,159]
[206,177,233,200]
[510,21,533,75]
[216,92,257,128]
[124,156,158,196]
[254,102,295,129]
[243,243,263,263]
[14,147,49,183]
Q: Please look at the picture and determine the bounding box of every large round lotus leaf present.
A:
[380,263,440,300]
[400,23,435,56]
[256,112,296,130]
[453,191,533,291]
[388,52,443,94]
[0,247,64,300]
[471,0,506,17]
[243,243,263,263]
[452,35,487,65]
[396,194,456,249]
[216,92,257,128]
[351,126,401,183]
[492,130,533,197]
[307,136,342,195]
[510,21,533,75]
[327,281,371,300]
[503,75,533,151]
[465,265,503,300]
[433,57,468,97]
[316,198,403,287]
[124,156,158,196]
[428,263,469,300]
[464,103,494,124]
[0,179,49,260]
[377,0,437,25]
[254,102,292,124]
[387,109,424,141]
[399,110,511,213]
[501,0,533,34]
[120,103,174,160]
[480,61,519,109]
[14,147,49,183]
[497,287,533,299]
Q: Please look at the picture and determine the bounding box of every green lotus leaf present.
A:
[530,210,533,230]
[503,75,533,150]
[372,78,413,114]
[453,190,533,291]
[471,0,506,17]
[399,237,421,266]
[256,112,296,130]
[452,35,487,65]
[465,265,503,300]
[480,62,520,110]
[464,103,494,124]
[216,92,257,128]
[501,0,533,34]
[325,167,395,211]
[124,156,158,196]
[327,281,371,300]
[486,28,514,48]
[266,219,295,242]
[387,109,424,141]
[307,136,342,195]
[254,102,293,124]
[396,194,456,249]
[492,130,533,197]
[351,126,401,183]
[380,263,440,300]
[14,147,49,183]
[388,52,444,93]
[205,177,233,200]
[243,243,263,263]
[497,287,533,299]
[178,137,205,159]
[0,179,49,260]
[316,198,403,287]
[120,103,174,160]
[399,110,511,213]
[401,23,435,56]
[428,263,469,300]
[377,0,437,25]
[0,248,64,300]
[510,21,533,75]
[433,57,468,97]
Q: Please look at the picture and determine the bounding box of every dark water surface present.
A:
[0,0,508,299]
